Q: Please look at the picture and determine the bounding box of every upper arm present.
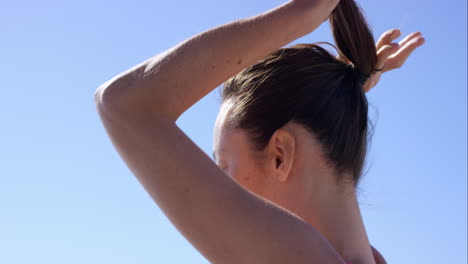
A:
[95,101,345,264]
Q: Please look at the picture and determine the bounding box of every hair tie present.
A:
[374,65,384,72]
[345,64,371,88]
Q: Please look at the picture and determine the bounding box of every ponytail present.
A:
[221,0,377,186]
[330,0,377,79]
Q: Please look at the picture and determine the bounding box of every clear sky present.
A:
[0,0,466,263]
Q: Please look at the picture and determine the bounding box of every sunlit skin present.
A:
[96,0,425,261]
[212,29,425,264]
[213,100,373,263]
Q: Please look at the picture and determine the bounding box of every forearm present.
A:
[96,0,338,120]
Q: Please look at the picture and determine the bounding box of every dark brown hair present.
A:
[221,0,378,187]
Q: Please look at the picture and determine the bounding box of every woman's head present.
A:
[213,0,377,191]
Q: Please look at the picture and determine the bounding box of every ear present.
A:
[267,128,295,183]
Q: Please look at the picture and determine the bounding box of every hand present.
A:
[371,244,387,264]
[363,29,426,93]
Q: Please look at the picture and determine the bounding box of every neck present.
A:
[259,122,376,263]
[300,181,375,264]
[267,168,376,263]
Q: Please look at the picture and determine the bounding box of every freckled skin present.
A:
[212,100,270,195]
[212,101,388,264]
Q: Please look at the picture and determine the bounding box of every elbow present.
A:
[93,77,171,120]
[93,76,130,117]
[94,60,151,111]
[94,82,107,107]
[95,73,131,105]
[94,72,135,109]
[94,79,115,112]
[94,81,115,119]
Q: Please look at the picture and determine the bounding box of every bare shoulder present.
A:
[95,104,346,264]
[371,245,387,264]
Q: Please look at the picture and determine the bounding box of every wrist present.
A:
[289,0,340,31]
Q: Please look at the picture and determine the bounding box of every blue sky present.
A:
[0,0,466,263]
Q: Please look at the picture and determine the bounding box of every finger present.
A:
[376,28,401,51]
[386,36,425,71]
[398,31,423,47]
[376,43,400,72]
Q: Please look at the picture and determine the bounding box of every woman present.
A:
[94,0,424,263]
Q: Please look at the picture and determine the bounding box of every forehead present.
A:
[213,101,240,158]
[213,101,231,150]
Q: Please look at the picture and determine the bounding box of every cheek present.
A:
[229,156,263,189]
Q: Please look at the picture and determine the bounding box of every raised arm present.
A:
[94,1,347,263]
[95,0,339,120]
